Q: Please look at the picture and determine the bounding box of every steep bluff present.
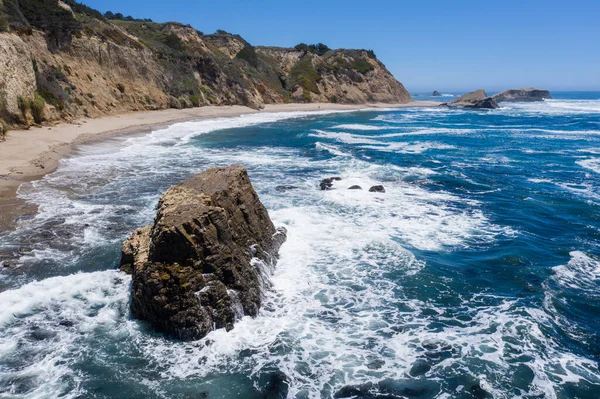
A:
[119,164,287,340]
[0,0,411,128]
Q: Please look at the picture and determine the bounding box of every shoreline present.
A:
[0,101,438,230]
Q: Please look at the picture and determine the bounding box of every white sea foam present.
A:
[551,251,600,291]
[0,271,131,398]
[360,142,455,153]
[528,178,554,184]
[309,129,381,145]
[332,123,388,131]
[499,99,600,116]
[310,129,457,153]
[577,157,600,174]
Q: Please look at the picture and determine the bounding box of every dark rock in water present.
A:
[348,185,362,190]
[432,90,442,96]
[58,319,74,327]
[469,382,492,399]
[369,185,385,193]
[334,383,374,398]
[259,370,289,399]
[492,88,552,102]
[442,89,499,109]
[335,378,440,398]
[275,185,299,192]
[409,359,431,376]
[29,326,57,341]
[120,164,287,341]
[320,176,342,190]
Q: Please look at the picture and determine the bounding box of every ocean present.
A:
[1,92,599,398]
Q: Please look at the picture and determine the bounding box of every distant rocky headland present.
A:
[0,0,410,130]
[442,88,552,109]
[120,164,286,340]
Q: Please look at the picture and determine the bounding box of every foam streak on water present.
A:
[1,93,600,398]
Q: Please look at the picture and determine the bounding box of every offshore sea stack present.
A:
[443,89,499,109]
[119,164,287,341]
[492,88,552,102]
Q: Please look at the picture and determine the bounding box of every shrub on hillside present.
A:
[63,0,105,21]
[290,59,322,94]
[294,43,330,56]
[236,45,259,69]
[17,0,81,50]
[17,96,29,121]
[30,93,45,124]
[0,118,8,141]
[162,33,186,52]
[350,58,374,74]
[116,83,126,93]
[189,95,201,107]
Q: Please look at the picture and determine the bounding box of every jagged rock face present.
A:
[492,88,552,102]
[0,34,37,117]
[444,89,499,109]
[120,164,287,341]
[257,48,412,104]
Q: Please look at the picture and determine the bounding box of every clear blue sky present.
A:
[82,0,600,92]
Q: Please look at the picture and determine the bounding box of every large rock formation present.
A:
[492,88,552,102]
[432,90,441,96]
[120,165,287,341]
[443,89,498,109]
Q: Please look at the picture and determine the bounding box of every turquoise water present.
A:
[1,92,600,398]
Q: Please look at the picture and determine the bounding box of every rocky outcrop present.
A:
[320,176,342,190]
[432,90,441,96]
[492,88,552,102]
[369,185,385,193]
[443,89,498,109]
[119,164,287,341]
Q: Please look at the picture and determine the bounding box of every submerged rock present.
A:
[492,88,552,102]
[369,185,386,193]
[120,164,286,341]
[348,185,362,190]
[432,90,442,96]
[442,89,498,109]
[275,185,299,192]
[409,359,431,376]
[320,176,342,190]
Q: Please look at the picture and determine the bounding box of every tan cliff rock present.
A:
[0,34,36,117]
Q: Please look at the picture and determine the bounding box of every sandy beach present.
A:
[0,101,437,228]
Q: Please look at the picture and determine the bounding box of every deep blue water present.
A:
[1,92,600,398]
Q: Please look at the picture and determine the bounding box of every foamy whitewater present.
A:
[1,92,600,398]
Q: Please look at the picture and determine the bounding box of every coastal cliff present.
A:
[119,164,286,340]
[0,0,410,128]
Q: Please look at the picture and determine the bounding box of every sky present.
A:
[82,0,600,92]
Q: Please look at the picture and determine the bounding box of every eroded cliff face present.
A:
[257,47,411,104]
[0,0,411,127]
[119,165,287,341]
